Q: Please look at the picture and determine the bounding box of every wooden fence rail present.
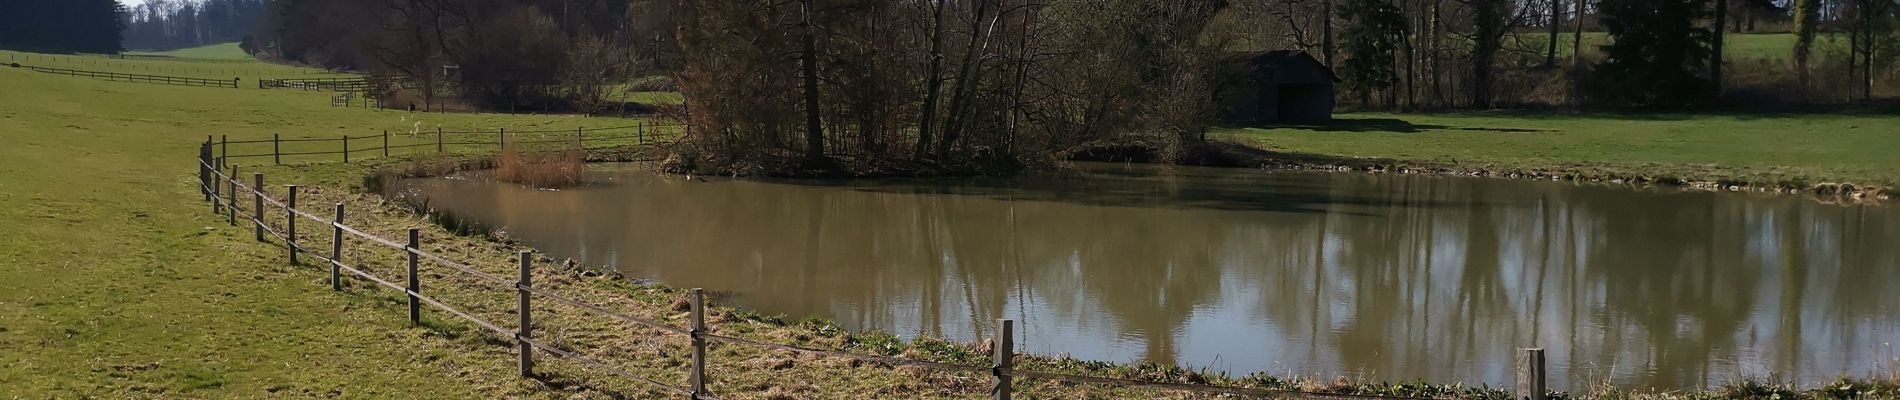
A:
[194,141,1523,399]
[210,123,686,165]
[8,63,239,88]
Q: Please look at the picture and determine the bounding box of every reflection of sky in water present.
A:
[397,163,1900,390]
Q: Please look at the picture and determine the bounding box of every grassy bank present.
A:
[3,50,1897,398]
[126,43,260,61]
[1508,32,1796,61]
[1215,112,1900,199]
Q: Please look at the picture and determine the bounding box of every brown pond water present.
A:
[390,162,1900,390]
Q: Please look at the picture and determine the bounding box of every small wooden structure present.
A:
[1219,50,1337,123]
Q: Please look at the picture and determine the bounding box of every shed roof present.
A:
[1231,50,1339,83]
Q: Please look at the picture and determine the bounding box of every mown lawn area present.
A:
[0,63,658,398]
[1216,111,1900,190]
[3,45,345,79]
[1509,32,1797,60]
[125,43,259,61]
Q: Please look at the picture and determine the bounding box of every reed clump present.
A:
[495,145,585,188]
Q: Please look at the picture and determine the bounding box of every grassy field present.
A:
[2,45,345,79]
[3,48,1897,398]
[1508,32,1797,61]
[0,65,658,398]
[1216,112,1900,192]
[126,43,259,61]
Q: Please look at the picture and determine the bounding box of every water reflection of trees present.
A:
[403,165,1900,389]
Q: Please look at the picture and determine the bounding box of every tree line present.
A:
[0,0,125,54]
[231,0,1896,175]
[123,0,271,52]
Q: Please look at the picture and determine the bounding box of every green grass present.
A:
[1216,112,1900,190]
[2,48,346,79]
[0,62,663,398]
[1506,32,1795,61]
[126,43,259,61]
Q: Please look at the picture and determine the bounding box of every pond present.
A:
[389,162,1900,390]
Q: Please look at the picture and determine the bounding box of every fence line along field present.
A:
[0,48,349,78]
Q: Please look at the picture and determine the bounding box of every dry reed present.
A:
[495,145,585,188]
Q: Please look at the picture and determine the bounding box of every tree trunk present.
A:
[1793,0,1817,94]
[1323,0,1335,66]
[1712,0,1726,99]
[1545,0,1561,66]
[1471,0,1504,108]
[914,0,948,161]
[938,0,992,157]
[800,0,825,165]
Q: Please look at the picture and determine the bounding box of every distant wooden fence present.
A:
[210,124,683,165]
[260,76,392,92]
[6,63,239,88]
[194,138,1540,399]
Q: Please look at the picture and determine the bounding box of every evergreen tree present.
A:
[1337,0,1406,108]
[0,0,126,53]
[1590,0,1713,106]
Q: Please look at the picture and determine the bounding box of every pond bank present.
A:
[1209,113,1900,203]
[1182,139,1893,203]
[330,150,1899,399]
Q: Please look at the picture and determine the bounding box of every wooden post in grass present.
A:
[637,122,644,144]
[575,127,583,149]
[498,128,506,152]
[342,135,350,163]
[330,203,344,290]
[227,164,238,226]
[992,319,1014,400]
[406,228,420,325]
[212,158,222,214]
[690,288,707,399]
[199,139,212,202]
[382,130,389,158]
[273,133,281,165]
[253,173,265,242]
[1517,348,1546,400]
[436,127,444,153]
[517,251,534,377]
[220,134,228,162]
[286,185,300,265]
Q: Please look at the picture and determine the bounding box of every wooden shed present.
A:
[1218,50,1337,123]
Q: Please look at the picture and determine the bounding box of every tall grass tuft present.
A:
[495,145,585,188]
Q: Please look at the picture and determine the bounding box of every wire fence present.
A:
[193,139,1542,399]
[210,123,687,165]
[7,63,240,88]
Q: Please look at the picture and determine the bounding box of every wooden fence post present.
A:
[286,185,299,265]
[253,173,265,242]
[1517,348,1546,400]
[220,134,228,162]
[575,127,583,149]
[212,157,222,214]
[273,133,281,165]
[405,228,421,325]
[637,122,644,144]
[498,128,506,152]
[436,127,444,153]
[992,319,1014,400]
[342,135,350,163]
[199,140,212,202]
[330,203,344,291]
[382,129,389,158]
[227,164,239,226]
[691,288,708,399]
[517,251,534,377]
